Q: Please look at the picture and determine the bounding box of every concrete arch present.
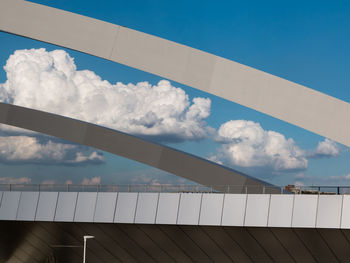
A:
[0,102,270,190]
[0,0,349,147]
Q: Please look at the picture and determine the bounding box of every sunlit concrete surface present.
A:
[0,0,349,147]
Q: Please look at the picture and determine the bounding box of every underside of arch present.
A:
[0,102,272,191]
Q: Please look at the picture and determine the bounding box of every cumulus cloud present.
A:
[81,177,101,185]
[212,120,308,172]
[294,181,305,187]
[0,48,211,142]
[329,174,350,180]
[0,177,31,184]
[0,135,104,164]
[308,138,340,158]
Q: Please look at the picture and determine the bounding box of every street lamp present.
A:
[83,235,95,263]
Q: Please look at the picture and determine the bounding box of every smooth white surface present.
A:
[114,192,138,223]
[199,194,224,225]
[135,193,159,224]
[292,195,318,228]
[156,193,180,225]
[17,191,39,221]
[54,192,78,222]
[0,191,21,220]
[184,48,215,92]
[94,192,118,223]
[112,26,189,83]
[74,192,98,222]
[35,192,58,221]
[177,193,202,225]
[2,191,350,229]
[244,194,270,227]
[341,195,350,228]
[268,195,294,227]
[316,195,343,228]
[221,194,247,226]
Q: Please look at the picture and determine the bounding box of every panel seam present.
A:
[220,193,226,226]
[154,192,160,224]
[133,192,140,224]
[198,193,204,225]
[108,25,120,59]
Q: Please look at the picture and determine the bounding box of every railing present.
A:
[0,184,350,194]
[0,184,280,193]
[285,185,350,195]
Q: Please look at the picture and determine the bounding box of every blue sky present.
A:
[0,0,349,186]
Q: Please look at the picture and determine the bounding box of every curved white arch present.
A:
[0,0,348,147]
[0,102,272,191]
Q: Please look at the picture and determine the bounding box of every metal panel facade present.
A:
[134,193,159,224]
[292,195,318,228]
[35,192,59,221]
[74,192,98,222]
[114,192,138,223]
[268,195,294,227]
[177,193,202,225]
[0,192,21,220]
[54,192,78,222]
[342,195,350,229]
[244,194,270,227]
[156,193,180,225]
[94,192,118,223]
[17,191,39,221]
[199,194,224,225]
[221,194,247,226]
[1,191,350,231]
[316,195,343,228]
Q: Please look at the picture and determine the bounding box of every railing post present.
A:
[9,184,11,191]
[245,186,248,194]
[263,186,265,194]
[227,185,230,194]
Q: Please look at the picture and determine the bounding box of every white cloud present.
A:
[81,177,101,185]
[41,180,55,185]
[329,174,350,180]
[0,177,31,184]
[294,181,305,187]
[309,138,340,158]
[0,135,104,164]
[0,48,211,142]
[213,120,308,172]
[294,173,305,179]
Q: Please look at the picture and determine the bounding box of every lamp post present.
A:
[83,235,94,263]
